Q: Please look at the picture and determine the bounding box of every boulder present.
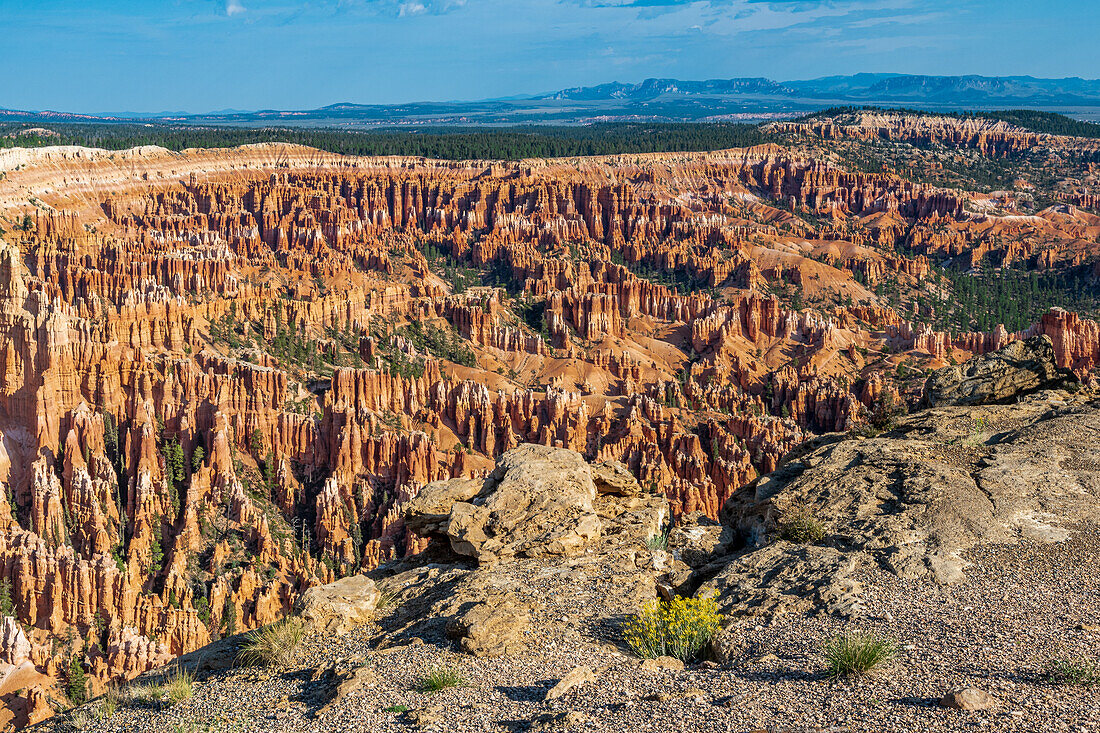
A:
[408,703,448,729]
[379,446,670,662]
[702,543,863,620]
[406,444,604,564]
[544,666,596,700]
[445,502,494,558]
[591,460,641,496]
[316,665,377,716]
[922,335,1077,407]
[404,478,483,536]
[296,575,382,634]
[445,592,535,657]
[940,688,997,711]
[639,656,685,672]
[701,394,1100,617]
[668,513,730,568]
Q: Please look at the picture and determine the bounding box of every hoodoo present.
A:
[0,102,1098,733]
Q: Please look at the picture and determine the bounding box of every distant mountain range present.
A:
[791,74,1100,105]
[542,74,1100,106]
[541,77,795,101]
[6,74,1100,129]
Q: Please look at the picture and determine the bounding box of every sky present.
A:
[2,0,1097,114]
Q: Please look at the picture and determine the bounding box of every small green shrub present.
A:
[1046,656,1099,686]
[237,617,306,668]
[622,595,722,662]
[417,666,466,692]
[779,507,826,544]
[963,415,991,447]
[849,392,907,437]
[383,704,409,713]
[823,631,896,678]
[645,528,670,551]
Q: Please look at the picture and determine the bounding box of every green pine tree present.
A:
[148,530,164,577]
[249,428,264,456]
[191,445,205,474]
[66,655,87,705]
[222,596,238,636]
[0,578,14,617]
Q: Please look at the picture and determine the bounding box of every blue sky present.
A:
[2,0,1097,114]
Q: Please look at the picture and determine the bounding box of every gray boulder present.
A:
[922,335,1077,407]
[700,393,1100,617]
[405,444,603,564]
[296,574,382,634]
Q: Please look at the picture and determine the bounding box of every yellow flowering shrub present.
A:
[622,595,722,661]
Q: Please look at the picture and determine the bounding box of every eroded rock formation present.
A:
[0,138,1098,724]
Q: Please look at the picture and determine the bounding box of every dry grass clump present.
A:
[121,668,194,706]
[119,683,155,705]
[417,666,466,692]
[64,710,92,731]
[823,631,896,678]
[779,506,826,544]
[95,685,120,720]
[375,585,400,613]
[161,669,195,703]
[623,595,722,662]
[237,617,307,668]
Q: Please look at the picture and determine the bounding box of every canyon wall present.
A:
[0,140,1096,719]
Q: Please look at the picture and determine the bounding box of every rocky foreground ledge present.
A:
[39,342,1100,733]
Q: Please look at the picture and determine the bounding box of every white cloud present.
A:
[226,0,247,16]
[316,0,469,19]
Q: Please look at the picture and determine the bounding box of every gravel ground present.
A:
[43,526,1100,733]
